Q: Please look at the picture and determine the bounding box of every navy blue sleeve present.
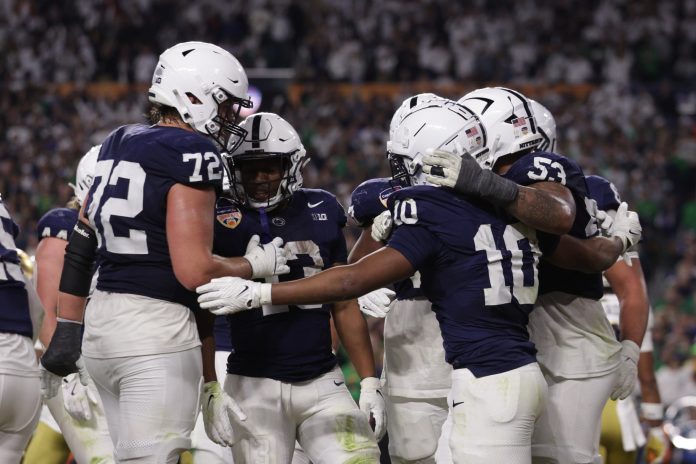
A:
[328,196,348,265]
[387,225,439,270]
[585,175,621,212]
[349,178,395,226]
[37,208,79,242]
[537,231,561,256]
[504,151,586,194]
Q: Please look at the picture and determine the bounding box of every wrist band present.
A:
[641,402,664,421]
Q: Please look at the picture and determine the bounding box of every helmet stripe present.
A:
[251,114,262,148]
[499,87,537,134]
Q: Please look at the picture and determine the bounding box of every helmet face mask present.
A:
[458,87,544,169]
[148,41,253,150]
[225,113,308,210]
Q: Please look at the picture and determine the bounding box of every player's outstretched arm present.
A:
[423,149,575,235]
[167,183,253,289]
[197,247,415,314]
[605,257,649,348]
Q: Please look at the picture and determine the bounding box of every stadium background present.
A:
[3,0,696,439]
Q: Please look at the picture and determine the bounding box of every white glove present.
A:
[371,210,393,242]
[41,356,89,400]
[610,202,642,254]
[244,234,290,279]
[594,209,614,236]
[358,288,396,318]
[62,372,98,421]
[610,339,640,400]
[201,381,247,447]
[359,377,386,440]
[197,277,272,315]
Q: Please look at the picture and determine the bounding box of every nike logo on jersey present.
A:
[307,201,324,208]
[452,400,464,408]
[333,380,344,386]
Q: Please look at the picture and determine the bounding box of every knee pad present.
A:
[116,436,190,463]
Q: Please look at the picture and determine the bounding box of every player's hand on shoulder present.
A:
[202,380,247,447]
[608,202,642,263]
[371,210,393,242]
[423,148,468,189]
[243,234,290,278]
[359,376,387,440]
[62,372,98,421]
[197,277,272,315]
[358,288,396,318]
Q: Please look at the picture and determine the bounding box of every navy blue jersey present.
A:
[349,178,423,300]
[213,189,347,382]
[0,200,31,338]
[386,186,540,377]
[585,175,621,212]
[504,151,603,299]
[37,208,79,242]
[86,124,223,308]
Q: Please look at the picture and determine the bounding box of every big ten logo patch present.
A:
[216,206,242,229]
[312,213,327,221]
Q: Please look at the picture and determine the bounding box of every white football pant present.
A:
[0,373,41,463]
[532,369,619,464]
[449,363,547,464]
[225,366,380,463]
[386,395,450,463]
[84,347,202,464]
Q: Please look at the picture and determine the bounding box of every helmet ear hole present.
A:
[185,92,202,105]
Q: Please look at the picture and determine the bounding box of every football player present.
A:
[421,89,643,463]
[196,100,635,463]
[348,93,453,464]
[199,112,382,463]
[587,174,669,464]
[39,42,288,464]
[24,146,114,464]
[0,197,43,463]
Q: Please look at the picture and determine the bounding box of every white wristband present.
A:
[641,402,664,421]
[259,283,273,306]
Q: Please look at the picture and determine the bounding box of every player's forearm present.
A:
[272,265,373,305]
[177,254,252,291]
[57,292,87,322]
[195,309,218,382]
[619,296,649,347]
[506,185,575,235]
[638,352,663,426]
[332,300,377,379]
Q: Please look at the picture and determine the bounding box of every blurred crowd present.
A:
[2,0,696,402]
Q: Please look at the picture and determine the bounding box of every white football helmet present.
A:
[388,100,486,186]
[457,87,544,169]
[69,145,100,205]
[148,41,252,152]
[530,99,557,152]
[225,113,309,210]
[389,93,447,140]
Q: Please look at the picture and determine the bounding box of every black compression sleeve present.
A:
[59,220,97,297]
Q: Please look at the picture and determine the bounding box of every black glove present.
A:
[40,319,83,377]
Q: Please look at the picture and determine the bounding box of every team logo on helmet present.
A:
[216,206,242,229]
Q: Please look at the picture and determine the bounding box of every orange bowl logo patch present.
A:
[216,207,242,229]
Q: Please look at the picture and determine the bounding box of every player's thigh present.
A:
[0,373,41,463]
[114,349,203,464]
[599,399,637,464]
[296,369,380,464]
[532,370,617,464]
[22,421,70,464]
[225,373,296,464]
[450,363,547,464]
[386,394,448,463]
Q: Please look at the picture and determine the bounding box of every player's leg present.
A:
[449,363,547,464]
[0,373,42,464]
[22,406,71,464]
[88,348,202,464]
[599,399,638,464]
[434,408,453,464]
[385,394,449,463]
[44,374,114,463]
[189,350,233,464]
[295,367,381,464]
[532,370,619,464]
[291,441,313,464]
[224,373,296,463]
